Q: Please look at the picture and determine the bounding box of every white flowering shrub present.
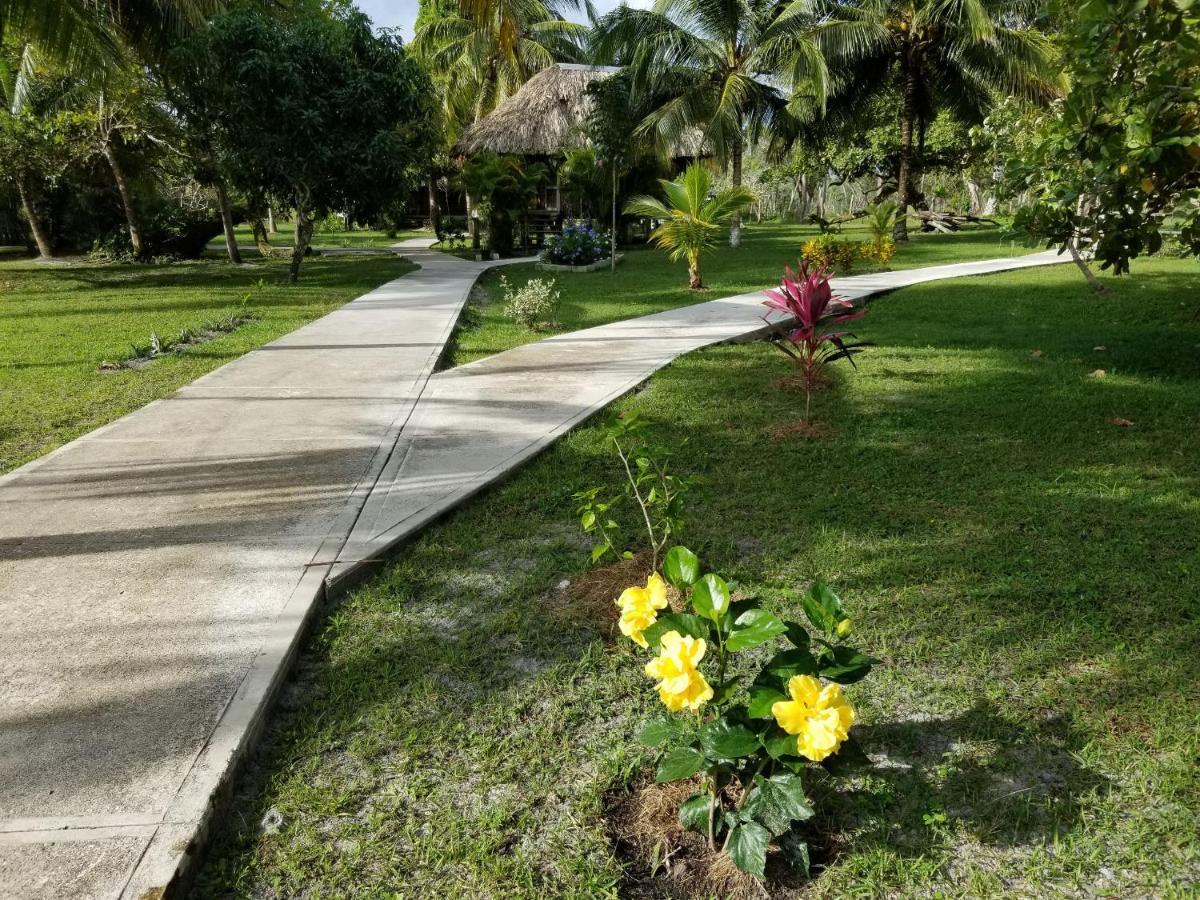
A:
[501,275,560,329]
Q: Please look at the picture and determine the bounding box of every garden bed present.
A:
[538,252,625,273]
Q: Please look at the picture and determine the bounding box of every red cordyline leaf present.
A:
[763,260,859,345]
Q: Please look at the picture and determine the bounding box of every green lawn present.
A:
[447,222,1030,365]
[195,254,1200,897]
[0,254,415,473]
[229,221,433,249]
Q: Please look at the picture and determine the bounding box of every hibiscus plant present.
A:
[762,261,869,421]
[615,545,875,880]
[574,413,699,569]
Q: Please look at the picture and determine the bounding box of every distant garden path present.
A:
[0,244,1063,899]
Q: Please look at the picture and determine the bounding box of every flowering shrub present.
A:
[801,235,860,273]
[574,413,699,567]
[618,545,875,880]
[542,223,610,266]
[500,274,560,329]
[762,261,869,421]
[859,236,896,266]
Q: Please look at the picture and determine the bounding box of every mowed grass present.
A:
[0,254,415,473]
[195,254,1200,898]
[229,222,433,249]
[447,221,1030,365]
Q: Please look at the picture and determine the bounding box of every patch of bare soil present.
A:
[767,420,839,442]
[605,776,817,899]
[549,550,685,638]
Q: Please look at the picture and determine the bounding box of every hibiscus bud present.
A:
[836,618,853,638]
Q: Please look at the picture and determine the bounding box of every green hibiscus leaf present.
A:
[663,546,700,588]
[655,746,705,783]
[641,613,711,650]
[727,821,771,878]
[818,645,876,684]
[692,573,731,621]
[763,648,820,681]
[784,620,810,649]
[726,608,788,652]
[762,725,800,760]
[747,684,786,719]
[638,719,677,748]
[742,773,814,836]
[802,582,844,634]
[820,735,872,776]
[700,719,760,760]
[678,793,710,834]
[779,828,811,877]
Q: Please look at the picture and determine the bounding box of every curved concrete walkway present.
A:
[0,244,1064,898]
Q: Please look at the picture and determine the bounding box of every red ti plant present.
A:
[762,261,868,421]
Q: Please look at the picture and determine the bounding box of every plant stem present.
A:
[615,440,660,570]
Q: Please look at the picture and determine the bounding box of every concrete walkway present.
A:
[0,239,531,899]
[0,245,1063,898]
[329,250,1065,587]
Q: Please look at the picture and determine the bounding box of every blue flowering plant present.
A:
[543,223,611,266]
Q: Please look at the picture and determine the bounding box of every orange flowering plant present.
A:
[619,546,876,880]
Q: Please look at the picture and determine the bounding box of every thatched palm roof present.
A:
[456,64,618,156]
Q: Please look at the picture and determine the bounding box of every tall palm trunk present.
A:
[688,249,703,289]
[102,139,147,260]
[213,178,242,265]
[894,50,918,242]
[16,178,54,259]
[729,138,744,247]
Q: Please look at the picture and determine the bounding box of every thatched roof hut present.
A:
[456,64,619,156]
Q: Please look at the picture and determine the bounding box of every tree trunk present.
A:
[102,140,148,260]
[729,139,744,247]
[688,251,702,289]
[894,51,918,242]
[251,219,274,256]
[267,203,277,234]
[1066,238,1105,293]
[289,204,312,283]
[16,178,54,259]
[214,179,242,265]
[428,174,442,238]
[964,175,983,216]
[611,167,618,273]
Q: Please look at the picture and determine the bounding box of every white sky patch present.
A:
[353,0,648,41]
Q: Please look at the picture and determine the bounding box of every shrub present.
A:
[859,237,896,266]
[800,235,859,274]
[542,223,609,266]
[500,274,560,329]
[615,545,876,881]
[761,261,869,420]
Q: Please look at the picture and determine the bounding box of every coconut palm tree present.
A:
[414,0,586,137]
[625,161,756,289]
[593,0,827,246]
[800,0,1060,240]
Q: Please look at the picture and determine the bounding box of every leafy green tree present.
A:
[585,71,640,270]
[807,0,1060,240]
[413,0,585,136]
[459,152,547,256]
[205,7,436,281]
[0,87,70,256]
[1002,0,1200,290]
[625,162,755,289]
[594,0,823,247]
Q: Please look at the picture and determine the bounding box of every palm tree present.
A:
[414,0,586,136]
[1,0,220,111]
[593,0,826,246]
[625,161,756,289]
[801,0,1059,240]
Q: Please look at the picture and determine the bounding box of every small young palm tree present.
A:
[625,162,755,290]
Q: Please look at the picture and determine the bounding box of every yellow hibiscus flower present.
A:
[644,631,713,712]
[771,674,855,761]
[615,572,669,647]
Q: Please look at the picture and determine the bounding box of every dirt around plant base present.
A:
[605,775,823,899]
[767,420,839,442]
